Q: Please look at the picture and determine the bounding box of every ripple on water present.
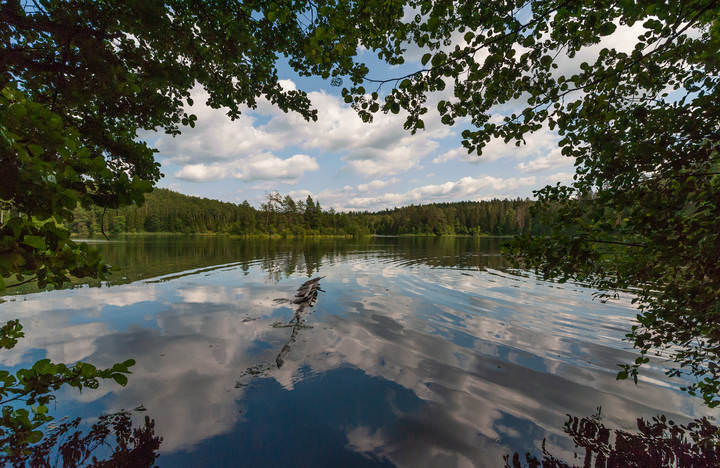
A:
[0,237,713,467]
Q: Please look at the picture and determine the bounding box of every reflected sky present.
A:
[0,237,715,467]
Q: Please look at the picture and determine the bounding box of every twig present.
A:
[100,207,109,240]
[3,275,38,289]
[587,239,646,248]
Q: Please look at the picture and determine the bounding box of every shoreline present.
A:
[71,232,515,240]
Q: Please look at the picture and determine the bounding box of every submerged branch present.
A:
[276,276,324,368]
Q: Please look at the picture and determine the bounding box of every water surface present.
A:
[0,236,713,466]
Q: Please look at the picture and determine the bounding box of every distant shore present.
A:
[70,232,512,240]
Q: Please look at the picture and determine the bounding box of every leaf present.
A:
[27,144,44,156]
[27,430,43,444]
[22,235,46,250]
[112,374,128,386]
[79,363,97,378]
[599,22,617,36]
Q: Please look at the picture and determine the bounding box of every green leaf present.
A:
[22,235,46,250]
[27,430,43,444]
[599,22,617,36]
[27,144,44,156]
[112,374,128,386]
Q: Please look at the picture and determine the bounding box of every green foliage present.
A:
[505,411,720,467]
[69,189,537,238]
[0,0,411,290]
[1,409,161,468]
[0,86,111,290]
[0,321,134,456]
[0,320,23,350]
[3,0,718,409]
[343,0,720,406]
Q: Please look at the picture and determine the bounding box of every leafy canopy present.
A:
[0,0,408,289]
[1,0,720,408]
[0,0,407,455]
[342,0,720,405]
[0,321,135,453]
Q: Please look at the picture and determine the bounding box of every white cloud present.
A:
[346,175,536,210]
[432,126,561,166]
[357,178,399,192]
[552,21,648,77]
[288,189,313,200]
[175,164,228,182]
[516,148,572,173]
[277,79,297,91]
[543,172,575,185]
[432,148,468,164]
[260,89,452,176]
[235,153,318,181]
[155,89,283,165]
[481,127,559,162]
[155,83,454,181]
[174,153,318,183]
[153,21,652,192]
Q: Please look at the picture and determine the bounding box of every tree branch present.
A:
[363,0,575,85]
[3,275,38,289]
[587,239,646,248]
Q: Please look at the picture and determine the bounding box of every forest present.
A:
[68,189,539,237]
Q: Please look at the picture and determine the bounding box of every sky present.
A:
[145,20,646,212]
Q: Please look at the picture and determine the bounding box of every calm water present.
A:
[0,236,714,466]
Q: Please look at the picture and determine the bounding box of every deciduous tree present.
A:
[344,0,720,404]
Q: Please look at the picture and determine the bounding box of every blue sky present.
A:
[144,23,645,211]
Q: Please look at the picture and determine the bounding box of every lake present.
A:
[0,236,713,466]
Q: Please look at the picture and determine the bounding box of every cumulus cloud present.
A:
[543,172,575,185]
[155,89,283,165]
[277,79,297,91]
[552,21,648,77]
[235,153,319,181]
[288,189,313,199]
[260,90,452,176]
[357,178,399,192]
[432,148,469,164]
[154,19,651,189]
[516,148,572,173]
[285,174,543,211]
[155,84,454,181]
[346,175,536,210]
[481,126,560,162]
[431,125,561,167]
[174,153,318,183]
[175,163,228,182]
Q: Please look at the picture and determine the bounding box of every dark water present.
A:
[0,236,714,466]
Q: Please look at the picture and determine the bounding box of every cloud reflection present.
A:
[0,239,713,466]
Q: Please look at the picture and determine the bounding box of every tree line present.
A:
[68,189,540,237]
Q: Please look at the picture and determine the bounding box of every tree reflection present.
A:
[1,409,161,468]
[3,236,512,294]
[505,409,720,468]
[0,321,162,466]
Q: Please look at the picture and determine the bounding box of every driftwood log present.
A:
[275,276,324,368]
